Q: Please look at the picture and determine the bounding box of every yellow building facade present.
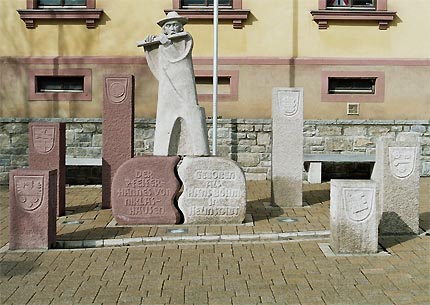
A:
[1,0,429,120]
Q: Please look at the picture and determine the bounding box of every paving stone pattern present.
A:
[0,179,429,305]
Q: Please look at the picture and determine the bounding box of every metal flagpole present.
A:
[212,0,219,156]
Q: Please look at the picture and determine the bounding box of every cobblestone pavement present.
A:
[0,179,429,305]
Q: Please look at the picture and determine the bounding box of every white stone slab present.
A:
[330,179,378,254]
[308,162,322,184]
[373,137,421,235]
[178,156,246,224]
[272,88,304,207]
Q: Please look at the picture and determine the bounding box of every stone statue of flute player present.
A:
[138,11,210,156]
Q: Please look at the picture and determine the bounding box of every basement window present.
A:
[328,78,376,94]
[36,76,84,93]
[28,69,92,101]
[195,70,239,102]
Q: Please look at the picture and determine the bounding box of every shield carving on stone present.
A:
[343,188,374,222]
[106,77,128,104]
[278,90,300,117]
[389,147,416,179]
[32,126,55,154]
[14,176,44,211]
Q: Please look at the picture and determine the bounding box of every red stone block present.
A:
[9,169,57,250]
[102,75,135,209]
[29,122,66,216]
[111,156,181,225]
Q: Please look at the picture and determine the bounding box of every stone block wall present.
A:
[1,118,429,184]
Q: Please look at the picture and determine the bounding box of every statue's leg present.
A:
[154,111,176,156]
[183,106,210,156]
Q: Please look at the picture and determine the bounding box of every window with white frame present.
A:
[181,0,232,8]
[327,0,375,9]
[37,0,87,8]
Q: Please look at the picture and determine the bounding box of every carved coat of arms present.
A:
[278,91,300,117]
[343,188,374,222]
[32,126,55,154]
[106,77,128,104]
[389,147,417,179]
[14,176,44,211]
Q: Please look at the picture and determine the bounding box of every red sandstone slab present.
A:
[111,156,181,225]
[29,122,65,216]
[9,169,57,250]
[102,75,134,209]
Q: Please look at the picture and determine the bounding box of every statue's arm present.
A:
[144,46,160,81]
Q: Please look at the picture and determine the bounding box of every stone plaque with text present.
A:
[178,157,246,224]
[111,156,181,225]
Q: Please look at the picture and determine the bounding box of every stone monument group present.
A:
[9,12,421,256]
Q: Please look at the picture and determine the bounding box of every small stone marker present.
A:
[102,75,134,209]
[9,169,57,250]
[29,122,65,216]
[178,156,246,224]
[330,179,378,254]
[272,88,304,207]
[111,156,181,225]
[373,137,420,235]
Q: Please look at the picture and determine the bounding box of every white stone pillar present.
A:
[271,88,304,207]
[373,137,421,235]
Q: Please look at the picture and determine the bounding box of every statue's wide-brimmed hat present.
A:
[157,11,188,27]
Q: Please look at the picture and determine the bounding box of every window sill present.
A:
[310,10,397,30]
[17,8,103,29]
[164,8,250,29]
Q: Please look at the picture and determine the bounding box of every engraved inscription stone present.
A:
[178,156,246,224]
[272,88,304,207]
[102,75,134,209]
[111,156,181,224]
[9,169,57,250]
[373,137,420,235]
[330,180,378,254]
[29,122,66,216]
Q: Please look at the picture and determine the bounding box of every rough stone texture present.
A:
[373,137,421,235]
[28,122,66,216]
[102,75,134,209]
[111,156,181,225]
[1,119,429,184]
[9,169,57,250]
[272,88,303,207]
[178,156,246,224]
[330,179,378,254]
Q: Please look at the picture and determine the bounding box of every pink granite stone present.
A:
[102,75,135,209]
[9,169,57,250]
[29,122,66,216]
[111,156,181,225]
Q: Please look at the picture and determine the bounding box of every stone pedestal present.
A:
[330,179,378,254]
[9,169,57,250]
[373,137,421,235]
[178,156,246,224]
[102,75,134,209]
[28,122,65,216]
[271,88,304,207]
[111,156,181,225]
